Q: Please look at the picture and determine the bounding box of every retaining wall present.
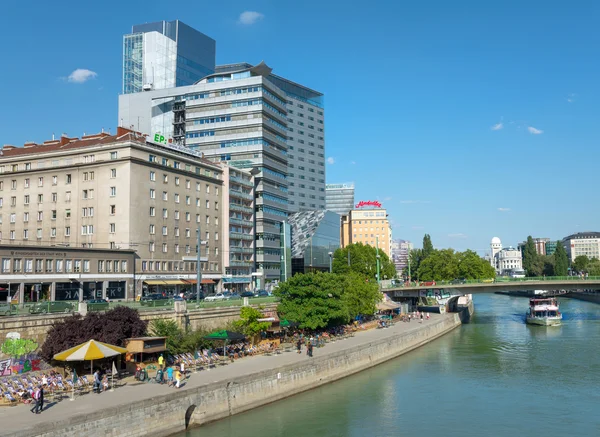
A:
[10,313,463,437]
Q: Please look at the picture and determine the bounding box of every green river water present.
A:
[180,294,600,437]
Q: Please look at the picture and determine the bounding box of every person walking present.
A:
[93,369,101,394]
[30,386,42,414]
[175,368,182,389]
[166,365,174,387]
[420,313,424,323]
[158,354,164,370]
[296,338,302,354]
[307,342,313,358]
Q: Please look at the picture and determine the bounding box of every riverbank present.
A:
[1,312,463,437]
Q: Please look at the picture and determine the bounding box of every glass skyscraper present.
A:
[326,183,355,215]
[123,20,216,94]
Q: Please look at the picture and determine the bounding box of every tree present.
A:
[149,319,186,355]
[422,234,434,260]
[522,236,539,277]
[40,306,147,362]
[233,306,271,338]
[332,243,396,281]
[587,259,600,276]
[554,242,569,276]
[542,255,555,276]
[418,249,459,281]
[1,338,38,360]
[457,250,496,280]
[573,255,590,273]
[403,248,422,280]
[341,273,382,320]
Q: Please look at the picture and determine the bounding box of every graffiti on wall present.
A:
[0,354,43,376]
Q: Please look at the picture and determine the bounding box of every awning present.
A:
[162,280,185,285]
[184,279,215,285]
[144,280,166,285]
[377,300,401,311]
[257,317,278,322]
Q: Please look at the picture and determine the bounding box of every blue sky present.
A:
[1,0,598,255]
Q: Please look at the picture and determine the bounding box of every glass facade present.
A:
[326,183,355,215]
[123,33,144,94]
[289,211,340,275]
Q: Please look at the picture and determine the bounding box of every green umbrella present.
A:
[203,330,246,357]
[280,319,298,328]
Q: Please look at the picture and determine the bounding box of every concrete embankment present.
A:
[565,292,600,304]
[4,313,464,437]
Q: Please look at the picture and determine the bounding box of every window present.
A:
[9,230,15,240]
[23,229,29,240]
[10,197,16,206]
[149,242,155,252]
[114,261,119,273]
[10,213,16,223]
[162,226,168,236]
[24,179,30,188]
[110,151,118,160]
[196,182,201,191]
[150,171,156,181]
[174,193,180,203]
[24,195,29,205]
[37,194,43,203]
[206,200,210,209]
[105,260,112,272]
[215,186,219,196]
[149,207,155,216]
[45,259,52,272]
[51,228,57,237]
[174,210,179,219]
[0,197,2,207]
[65,260,73,273]
[175,244,180,254]
[162,191,168,201]
[149,224,155,234]
[163,208,168,218]
[110,223,116,233]
[215,232,219,241]
[83,190,89,199]
[110,168,117,178]
[65,226,71,236]
[205,231,210,240]
[66,174,72,184]
[83,260,90,273]
[11,180,16,190]
[215,201,219,210]
[37,228,42,239]
[24,259,33,273]
[110,187,116,197]
[110,205,116,215]
[65,191,71,202]
[186,196,190,205]
[162,243,168,253]
[52,176,58,185]
[185,212,190,222]
[121,261,127,272]
[163,174,168,183]
[74,260,81,273]
[206,185,210,194]
[23,212,29,222]
[150,189,155,199]
[186,180,191,189]
[206,215,210,225]
[1,258,9,273]
[175,177,180,186]
[186,228,191,238]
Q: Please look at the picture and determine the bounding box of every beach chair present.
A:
[2,392,18,406]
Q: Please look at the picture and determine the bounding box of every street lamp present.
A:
[328,252,333,273]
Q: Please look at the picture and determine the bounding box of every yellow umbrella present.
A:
[53,340,128,375]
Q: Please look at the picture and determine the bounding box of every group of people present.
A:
[157,354,185,389]
[92,369,110,393]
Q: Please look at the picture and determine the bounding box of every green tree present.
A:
[422,234,434,260]
[457,250,496,279]
[341,273,382,320]
[587,259,600,276]
[233,306,271,338]
[403,249,422,281]
[1,338,38,359]
[149,319,186,355]
[554,242,569,276]
[522,236,539,277]
[417,249,459,281]
[542,255,555,276]
[275,272,350,329]
[332,243,396,281]
[573,255,590,273]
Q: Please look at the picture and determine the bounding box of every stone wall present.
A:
[8,313,462,437]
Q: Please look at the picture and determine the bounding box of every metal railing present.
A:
[380,276,600,289]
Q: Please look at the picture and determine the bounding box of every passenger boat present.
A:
[526,297,562,326]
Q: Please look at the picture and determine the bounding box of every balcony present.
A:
[230,175,254,188]
[229,260,253,268]
[229,232,254,241]
[230,246,254,254]
[230,203,253,214]
[228,217,253,227]
[229,189,254,201]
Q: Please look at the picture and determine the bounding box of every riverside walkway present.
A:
[1,313,451,436]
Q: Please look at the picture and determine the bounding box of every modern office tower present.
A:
[123,20,216,94]
[119,63,289,282]
[325,183,355,215]
[0,127,224,298]
[341,205,392,256]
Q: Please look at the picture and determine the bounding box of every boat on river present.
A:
[526,297,562,326]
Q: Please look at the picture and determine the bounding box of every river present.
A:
[179,294,600,437]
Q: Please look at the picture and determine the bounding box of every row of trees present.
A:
[332,243,396,280]
[571,255,600,276]
[521,236,569,276]
[274,271,381,330]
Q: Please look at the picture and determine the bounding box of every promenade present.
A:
[0,313,453,437]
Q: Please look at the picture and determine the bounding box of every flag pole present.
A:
[70,369,75,401]
[110,361,116,392]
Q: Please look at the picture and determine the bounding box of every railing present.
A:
[229,203,253,214]
[229,260,253,267]
[230,246,254,254]
[381,276,600,289]
[228,217,253,227]
[229,232,254,241]
[229,175,254,188]
[229,189,254,200]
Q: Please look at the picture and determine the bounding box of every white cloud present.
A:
[67,69,98,83]
[238,11,264,25]
[527,126,543,135]
[497,207,511,212]
[400,200,431,204]
[327,157,335,165]
[448,233,468,239]
[491,122,503,131]
[566,93,576,103]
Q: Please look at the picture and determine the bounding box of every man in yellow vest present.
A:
[158,354,164,370]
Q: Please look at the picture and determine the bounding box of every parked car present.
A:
[450,278,467,285]
[29,301,74,314]
[140,294,172,307]
[240,291,254,298]
[228,293,242,300]
[204,293,229,302]
[419,281,436,287]
[0,303,15,316]
[86,299,109,311]
[254,290,269,298]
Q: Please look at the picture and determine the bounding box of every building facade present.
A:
[288,210,340,275]
[391,239,413,273]
[325,183,355,215]
[0,128,224,296]
[123,20,216,94]
[562,232,600,261]
[0,245,135,303]
[341,205,392,256]
[489,237,523,275]
[518,237,550,256]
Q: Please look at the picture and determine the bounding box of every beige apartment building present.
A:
[0,127,229,298]
[341,207,392,256]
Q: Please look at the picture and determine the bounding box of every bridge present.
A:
[381,276,600,294]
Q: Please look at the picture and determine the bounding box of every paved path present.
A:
[0,313,451,435]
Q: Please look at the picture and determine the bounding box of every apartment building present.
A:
[0,127,225,297]
[341,206,392,256]
[562,232,600,261]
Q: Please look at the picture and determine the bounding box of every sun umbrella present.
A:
[280,319,298,328]
[203,330,245,357]
[53,339,128,375]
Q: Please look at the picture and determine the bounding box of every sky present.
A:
[1,0,599,255]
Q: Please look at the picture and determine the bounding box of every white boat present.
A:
[526,297,562,326]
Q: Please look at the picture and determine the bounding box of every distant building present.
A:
[518,237,550,256]
[123,20,216,94]
[562,232,600,261]
[391,239,413,273]
[341,203,392,256]
[288,211,340,275]
[489,237,523,276]
[545,241,557,256]
[325,183,355,216]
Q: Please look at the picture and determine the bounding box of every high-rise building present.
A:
[562,232,600,261]
[123,20,216,94]
[340,204,392,256]
[518,237,550,256]
[119,63,289,282]
[325,183,355,215]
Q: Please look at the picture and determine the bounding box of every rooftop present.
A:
[562,232,600,241]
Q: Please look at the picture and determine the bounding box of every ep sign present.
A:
[153,133,167,145]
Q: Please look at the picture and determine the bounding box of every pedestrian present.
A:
[158,354,164,370]
[175,368,182,389]
[420,313,424,323]
[296,338,302,354]
[166,365,174,387]
[426,313,430,320]
[30,386,42,414]
[308,342,313,358]
[180,360,185,377]
[93,369,101,393]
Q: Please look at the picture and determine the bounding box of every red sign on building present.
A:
[355,200,382,208]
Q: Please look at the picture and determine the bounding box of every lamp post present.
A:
[328,252,333,273]
[376,237,381,285]
[196,228,202,306]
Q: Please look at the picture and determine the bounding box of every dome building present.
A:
[489,237,523,276]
